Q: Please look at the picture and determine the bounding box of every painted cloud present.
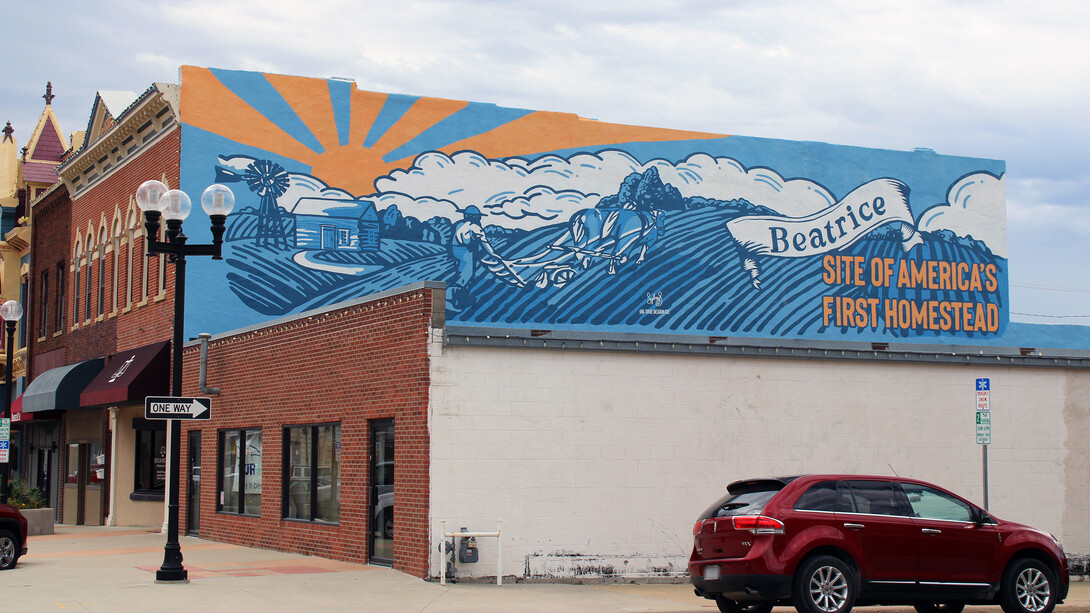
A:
[917,173,1007,257]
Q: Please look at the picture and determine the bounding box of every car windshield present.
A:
[700,483,782,519]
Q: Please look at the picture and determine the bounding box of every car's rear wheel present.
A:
[715,597,774,613]
[793,555,857,613]
[0,530,19,570]
[914,604,965,613]
[999,558,1057,613]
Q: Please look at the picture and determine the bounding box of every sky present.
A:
[2,0,1088,325]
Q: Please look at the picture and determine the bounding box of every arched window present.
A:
[127,210,137,308]
[98,227,107,316]
[112,218,121,314]
[85,233,93,321]
[73,242,82,326]
[142,229,151,303]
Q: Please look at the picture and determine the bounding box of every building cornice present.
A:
[443,326,1090,369]
[58,83,180,198]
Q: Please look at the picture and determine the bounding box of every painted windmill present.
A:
[216,159,291,249]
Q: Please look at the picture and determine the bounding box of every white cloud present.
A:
[372,150,837,230]
[917,173,1007,257]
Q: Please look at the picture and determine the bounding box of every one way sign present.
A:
[145,396,212,420]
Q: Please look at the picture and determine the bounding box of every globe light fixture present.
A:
[160,190,192,222]
[135,180,168,213]
[0,300,23,323]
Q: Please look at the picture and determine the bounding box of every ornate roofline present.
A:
[58,83,180,198]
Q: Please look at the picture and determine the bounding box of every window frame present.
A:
[97,227,107,316]
[72,245,82,326]
[39,269,48,338]
[131,418,166,501]
[84,233,93,321]
[55,262,65,332]
[217,427,262,516]
[282,422,341,524]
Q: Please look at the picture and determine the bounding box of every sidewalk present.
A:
[1,525,1087,613]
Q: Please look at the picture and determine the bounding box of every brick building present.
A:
[13,66,1090,583]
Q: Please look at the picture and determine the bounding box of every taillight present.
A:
[693,519,706,535]
[731,515,785,535]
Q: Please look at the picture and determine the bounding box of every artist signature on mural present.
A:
[640,291,670,315]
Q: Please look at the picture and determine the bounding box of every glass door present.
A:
[369,419,394,565]
[186,431,201,536]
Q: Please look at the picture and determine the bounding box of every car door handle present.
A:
[843,523,865,530]
[922,528,942,535]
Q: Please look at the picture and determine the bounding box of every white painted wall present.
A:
[428,341,1085,581]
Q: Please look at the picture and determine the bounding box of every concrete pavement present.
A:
[1,525,1087,612]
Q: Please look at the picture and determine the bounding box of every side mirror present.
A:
[972,508,993,524]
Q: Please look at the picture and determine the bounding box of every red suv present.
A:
[0,502,29,570]
[689,475,1068,613]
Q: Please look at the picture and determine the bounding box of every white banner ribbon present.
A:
[726,178,922,288]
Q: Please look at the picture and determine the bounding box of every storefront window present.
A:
[133,419,166,499]
[89,440,104,485]
[219,428,262,515]
[283,423,340,523]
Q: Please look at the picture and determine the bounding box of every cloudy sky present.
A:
[2,0,1087,324]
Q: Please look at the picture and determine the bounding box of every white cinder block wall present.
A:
[429,342,1088,581]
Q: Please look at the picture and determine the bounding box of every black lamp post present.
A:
[0,299,23,505]
[135,179,233,583]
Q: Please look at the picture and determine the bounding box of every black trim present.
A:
[692,573,792,601]
[129,491,164,502]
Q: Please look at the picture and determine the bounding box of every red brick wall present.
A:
[28,186,71,376]
[45,128,182,523]
[68,127,180,361]
[179,286,436,577]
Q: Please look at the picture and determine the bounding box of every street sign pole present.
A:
[983,444,989,510]
[976,378,991,510]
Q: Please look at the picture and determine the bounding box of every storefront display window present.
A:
[133,419,166,499]
[283,423,340,523]
[219,428,262,515]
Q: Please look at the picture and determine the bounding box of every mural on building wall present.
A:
[178,67,1007,343]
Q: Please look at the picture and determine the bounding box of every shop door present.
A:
[64,441,104,525]
[65,443,87,525]
[36,448,53,512]
[369,419,394,565]
[187,431,201,536]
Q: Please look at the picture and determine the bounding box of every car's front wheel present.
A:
[999,558,1057,613]
[0,530,20,570]
[714,597,774,613]
[793,554,857,613]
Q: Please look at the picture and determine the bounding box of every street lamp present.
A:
[135,179,233,583]
[0,299,23,505]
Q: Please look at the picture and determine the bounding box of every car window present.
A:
[902,483,973,522]
[794,480,837,511]
[701,489,780,519]
[844,480,910,517]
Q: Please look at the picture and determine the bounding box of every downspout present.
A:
[198,333,220,395]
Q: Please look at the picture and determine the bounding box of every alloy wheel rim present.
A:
[0,537,13,567]
[1015,567,1051,612]
[808,565,849,612]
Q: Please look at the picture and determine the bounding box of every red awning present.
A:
[79,341,170,407]
[9,394,29,422]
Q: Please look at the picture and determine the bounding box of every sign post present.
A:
[976,378,990,509]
